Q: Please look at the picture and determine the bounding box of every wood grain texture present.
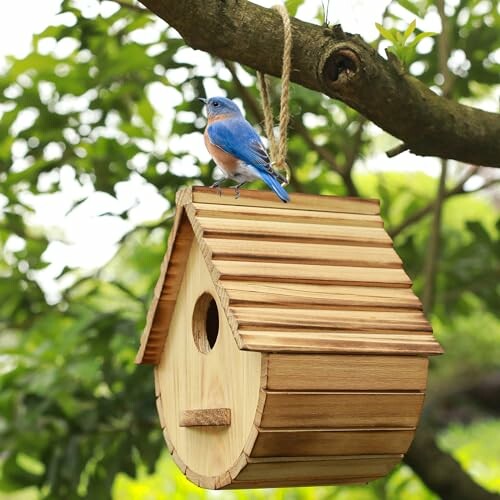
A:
[266,354,429,391]
[138,187,441,360]
[138,187,442,489]
[198,216,393,246]
[156,395,166,429]
[231,455,401,483]
[233,307,431,332]
[223,280,423,309]
[250,428,416,457]
[136,208,194,364]
[189,186,380,215]
[260,391,425,428]
[157,242,262,478]
[239,330,442,355]
[180,409,231,427]
[214,260,412,287]
[223,476,378,489]
[193,202,383,227]
[206,238,402,268]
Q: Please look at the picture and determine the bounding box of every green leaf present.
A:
[403,20,417,43]
[407,31,438,48]
[397,0,425,17]
[285,0,302,16]
[375,23,398,44]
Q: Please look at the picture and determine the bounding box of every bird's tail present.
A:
[260,171,290,203]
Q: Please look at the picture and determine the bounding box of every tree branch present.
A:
[422,158,448,314]
[138,0,500,167]
[292,118,342,174]
[388,165,483,238]
[405,426,500,500]
[423,0,459,314]
[404,372,500,500]
[386,143,409,158]
[224,61,264,124]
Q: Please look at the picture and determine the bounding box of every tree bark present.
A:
[139,0,500,168]
[405,427,500,500]
[405,372,500,500]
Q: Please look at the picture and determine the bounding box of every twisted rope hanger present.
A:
[257,4,292,185]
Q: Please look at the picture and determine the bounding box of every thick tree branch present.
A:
[404,372,500,500]
[139,0,500,167]
[405,427,500,500]
[292,118,342,175]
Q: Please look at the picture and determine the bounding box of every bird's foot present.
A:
[210,180,224,196]
[233,182,246,199]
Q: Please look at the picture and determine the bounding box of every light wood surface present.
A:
[214,260,411,286]
[223,280,422,309]
[233,307,430,331]
[157,242,261,478]
[189,186,380,215]
[138,187,441,358]
[137,187,442,489]
[206,238,402,268]
[193,202,383,226]
[239,330,442,355]
[136,209,194,364]
[197,216,393,246]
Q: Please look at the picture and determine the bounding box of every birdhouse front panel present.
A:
[136,187,442,490]
[154,235,262,481]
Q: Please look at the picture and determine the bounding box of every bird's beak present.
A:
[198,97,207,104]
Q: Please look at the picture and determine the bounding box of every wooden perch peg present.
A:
[180,408,231,427]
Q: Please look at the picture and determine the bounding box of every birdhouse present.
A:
[136,186,442,490]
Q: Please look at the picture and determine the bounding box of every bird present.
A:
[199,96,289,202]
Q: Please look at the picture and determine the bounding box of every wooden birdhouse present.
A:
[136,186,442,490]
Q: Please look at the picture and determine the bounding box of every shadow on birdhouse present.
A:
[136,186,442,490]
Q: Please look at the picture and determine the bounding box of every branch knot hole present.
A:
[323,49,359,84]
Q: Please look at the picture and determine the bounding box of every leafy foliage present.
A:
[0,0,499,498]
[439,420,500,492]
[376,19,437,66]
[113,454,437,500]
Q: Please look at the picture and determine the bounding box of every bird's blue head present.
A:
[199,96,242,120]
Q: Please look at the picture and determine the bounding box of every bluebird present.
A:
[199,96,289,202]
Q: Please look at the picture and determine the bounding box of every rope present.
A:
[257,4,292,185]
[257,73,278,164]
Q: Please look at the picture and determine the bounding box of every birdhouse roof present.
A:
[136,187,442,364]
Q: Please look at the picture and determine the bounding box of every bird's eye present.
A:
[213,101,219,107]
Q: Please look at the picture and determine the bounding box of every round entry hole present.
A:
[192,293,220,353]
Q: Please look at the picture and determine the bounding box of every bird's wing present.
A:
[207,118,277,176]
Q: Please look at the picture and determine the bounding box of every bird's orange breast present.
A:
[204,128,240,175]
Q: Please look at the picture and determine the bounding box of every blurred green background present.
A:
[0,0,499,498]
